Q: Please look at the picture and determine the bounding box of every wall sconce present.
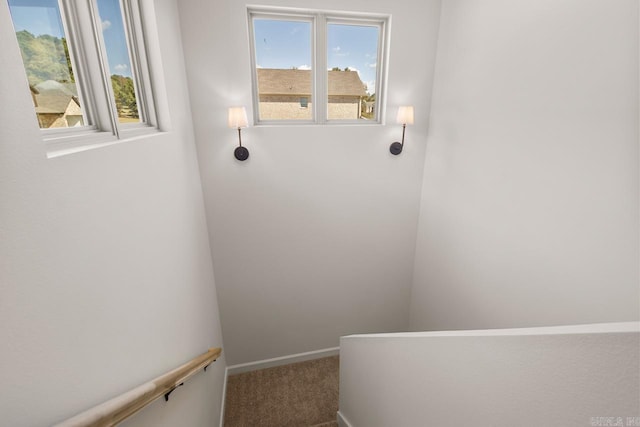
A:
[228,107,249,161]
[389,106,414,155]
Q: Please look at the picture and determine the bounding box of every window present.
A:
[327,22,380,121]
[248,8,388,124]
[8,0,87,129]
[95,0,141,124]
[252,16,313,121]
[7,0,157,153]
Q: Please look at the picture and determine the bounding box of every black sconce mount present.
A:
[234,127,249,161]
[390,124,406,155]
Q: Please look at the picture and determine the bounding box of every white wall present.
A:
[0,1,226,426]
[339,323,640,426]
[178,0,442,364]
[410,0,639,330]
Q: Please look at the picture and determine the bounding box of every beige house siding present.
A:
[258,95,362,120]
[257,69,367,120]
[63,99,83,127]
[259,95,312,120]
[328,96,361,120]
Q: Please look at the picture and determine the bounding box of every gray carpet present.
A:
[224,356,339,427]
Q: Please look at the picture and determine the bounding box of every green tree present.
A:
[110,74,138,118]
[62,37,74,82]
[15,30,74,86]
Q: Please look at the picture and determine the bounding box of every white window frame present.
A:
[247,6,389,126]
[9,0,159,155]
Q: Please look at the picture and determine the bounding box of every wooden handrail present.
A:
[54,348,222,427]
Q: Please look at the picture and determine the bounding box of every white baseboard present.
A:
[226,347,340,375]
[337,411,354,427]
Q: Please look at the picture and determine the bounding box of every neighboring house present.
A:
[257,68,367,120]
[30,80,84,128]
[363,101,375,115]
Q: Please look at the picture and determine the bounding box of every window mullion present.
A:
[56,0,97,130]
[247,14,260,125]
[120,0,142,123]
[125,0,156,128]
[119,0,152,128]
[88,0,121,137]
[314,14,327,124]
[376,20,387,124]
[78,0,118,137]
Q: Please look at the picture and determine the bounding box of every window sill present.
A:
[253,120,384,127]
[45,126,163,158]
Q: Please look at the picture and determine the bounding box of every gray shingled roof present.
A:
[34,80,78,96]
[257,69,367,97]
[34,94,77,114]
[30,80,80,114]
[328,70,368,96]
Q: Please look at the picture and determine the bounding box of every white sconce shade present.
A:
[396,106,414,125]
[229,106,250,161]
[228,107,248,128]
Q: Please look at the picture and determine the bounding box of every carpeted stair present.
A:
[224,356,339,427]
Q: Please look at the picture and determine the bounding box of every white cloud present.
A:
[345,66,360,74]
[298,64,311,70]
[332,46,349,57]
[364,80,376,93]
[101,20,111,31]
[114,64,128,72]
[367,62,377,68]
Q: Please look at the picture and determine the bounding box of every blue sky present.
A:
[96,0,132,77]
[327,24,379,94]
[8,0,133,78]
[254,19,379,94]
[8,0,65,38]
